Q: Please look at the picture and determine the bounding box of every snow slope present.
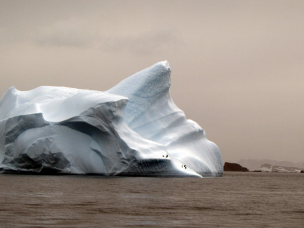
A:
[0,61,223,177]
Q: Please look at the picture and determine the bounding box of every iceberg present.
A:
[0,61,223,177]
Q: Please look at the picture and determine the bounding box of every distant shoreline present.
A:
[224,162,304,173]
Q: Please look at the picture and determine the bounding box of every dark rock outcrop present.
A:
[224,162,249,172]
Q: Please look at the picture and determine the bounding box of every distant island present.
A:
[224,161,304,173]
[223,162,249,172]
[253,164,304,173]
[238,159,304,171]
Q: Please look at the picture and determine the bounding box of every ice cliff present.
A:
[0,61,223,177]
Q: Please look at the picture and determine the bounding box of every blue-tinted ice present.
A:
[0,61,223,177]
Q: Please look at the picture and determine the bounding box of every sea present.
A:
[0,172,303,227]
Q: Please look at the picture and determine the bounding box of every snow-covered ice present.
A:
[0,61,223,177]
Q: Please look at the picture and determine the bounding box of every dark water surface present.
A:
[0,172,303,227]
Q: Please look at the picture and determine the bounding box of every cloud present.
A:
[100,30,184,55]
[35,18,182,55]
[36,18,97,48]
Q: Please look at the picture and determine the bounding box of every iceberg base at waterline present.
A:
[0,61,223,177]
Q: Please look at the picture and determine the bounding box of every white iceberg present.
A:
[0,61,223,177]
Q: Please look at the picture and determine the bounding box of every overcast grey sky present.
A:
[0,0,303,163]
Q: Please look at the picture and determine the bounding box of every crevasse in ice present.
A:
[0,61,223,177]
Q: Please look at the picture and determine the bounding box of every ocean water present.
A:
[0,172,303,227]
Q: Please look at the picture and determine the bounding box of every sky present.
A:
[0,0,303,164]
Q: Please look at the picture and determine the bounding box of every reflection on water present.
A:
[0,172,303,227]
